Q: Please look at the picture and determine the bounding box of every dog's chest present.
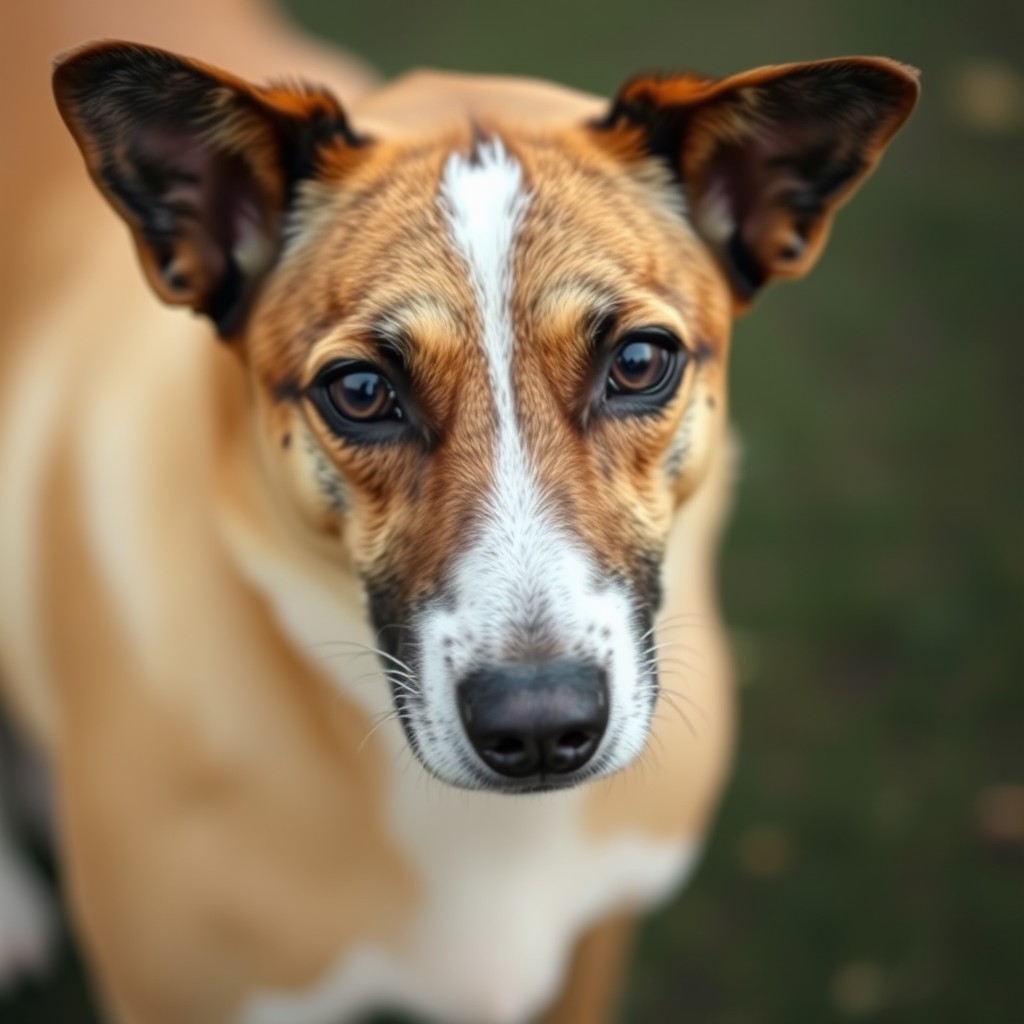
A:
[242,774,696,1024]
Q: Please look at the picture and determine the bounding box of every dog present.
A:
[0,1,918,1020]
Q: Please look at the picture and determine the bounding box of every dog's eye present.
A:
[327,368,399,422]
[605,329,686,405]
[308,361,405,440]
[609,339,670,393]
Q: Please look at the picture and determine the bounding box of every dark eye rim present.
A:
[599,327,689,417]
[306,360,411,443]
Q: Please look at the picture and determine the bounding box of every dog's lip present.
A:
[407,739,615,795]
[466,753,618,796]
[489,777,588,795]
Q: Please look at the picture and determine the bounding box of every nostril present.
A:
[478,734,541,778]
[545,728,601,774]
[489,736,525,758]
[557,730,591,753]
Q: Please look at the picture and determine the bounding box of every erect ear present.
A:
[595,57,919,304]
[53,42,369,336]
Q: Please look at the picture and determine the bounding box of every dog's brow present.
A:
[532,277,690,348]
[531,278,621,339]
[297,294,464,366]
[370,294,464,354]
[538,277,622,311]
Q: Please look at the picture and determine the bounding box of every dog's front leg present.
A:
[538,912,636,1024]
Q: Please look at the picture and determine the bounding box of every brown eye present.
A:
[609,340,668,393]
[606,329,684,403]
[327,369,398,422]
[309,361,407,442]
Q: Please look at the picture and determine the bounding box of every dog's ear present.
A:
[595,57,919,304]
[53,42,369,336]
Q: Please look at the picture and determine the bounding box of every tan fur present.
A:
[0,4,917,1021]
[538,912,637,1024]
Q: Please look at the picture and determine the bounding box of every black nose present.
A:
[457,660,609,779]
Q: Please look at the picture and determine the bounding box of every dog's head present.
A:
[54,44,917,792]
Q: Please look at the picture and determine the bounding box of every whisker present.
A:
[640,641,704,661]
[642,640,691,655]
[637,615,705,646]
[320,648,417,675]
[349,669,419,691]
[385,681,420,698]
[312,640,414,675]
[657,692,698,737]
[357,709,402,755]
[643,656,705,678]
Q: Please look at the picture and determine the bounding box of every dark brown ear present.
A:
[595,57,920,304]
[53,42,368,336]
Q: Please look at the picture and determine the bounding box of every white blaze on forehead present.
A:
[439,139,532,514]
[438,139,553,622]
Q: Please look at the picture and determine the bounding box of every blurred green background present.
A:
[5,0,1022,1021]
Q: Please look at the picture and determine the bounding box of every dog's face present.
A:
[248,128,734,791]
[55,45,918,791]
